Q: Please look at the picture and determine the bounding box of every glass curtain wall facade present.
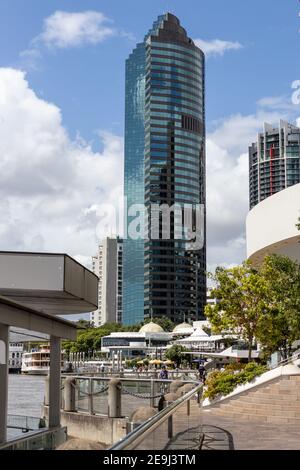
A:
[249,121,300,209]
[123,13,206,325]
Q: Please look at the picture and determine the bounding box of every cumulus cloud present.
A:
[1,67,299,275]
[0,67,123,264]
[20,10,133,68]
[206,98,300,272]
[194,38,242,57]
[37,11,115,49]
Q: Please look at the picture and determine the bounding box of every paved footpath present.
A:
[201,411,300,450]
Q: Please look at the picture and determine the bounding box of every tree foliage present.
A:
[205,261,269,360]
[205,254,300,361]
[165,344,187,366]
[256,254,300,359]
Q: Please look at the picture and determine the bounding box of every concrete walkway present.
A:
[201,412,300,450]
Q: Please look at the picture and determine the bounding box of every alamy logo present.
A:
[94,199,205,251]
[292,80,300,105]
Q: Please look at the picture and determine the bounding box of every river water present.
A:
[8,375,45,418]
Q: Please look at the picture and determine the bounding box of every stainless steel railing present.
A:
[0,426,67,450]
[60,375,197,417]
[110,382,203,450]
[7,415,46,433]
[270,350,300,370]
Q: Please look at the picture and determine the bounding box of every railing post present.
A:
[187,398,190,416]
[168,415,173,439]
[89,378,94,415]
[0,324,9,445]
[150,378,155,408]
[44,375,50,406]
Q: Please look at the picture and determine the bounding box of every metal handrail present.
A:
[0,426,66,450]
[110,381,203,450]
[270,350,300,369]
[61,375,195,384]
[7,415,45,432]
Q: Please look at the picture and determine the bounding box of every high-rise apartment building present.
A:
[90,237,123,327]
[249,121,300,209]
[123,13,206,325]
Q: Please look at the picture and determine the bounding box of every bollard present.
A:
[44,375,50,406]
[108,378,122,418]
[169,380,183,394]
[64,377,76,412]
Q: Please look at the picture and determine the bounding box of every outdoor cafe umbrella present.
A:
[149,359,163,365]
[136,360,145,365]
[163,360,174,365]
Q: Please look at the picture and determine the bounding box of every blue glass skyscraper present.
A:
[123,13,206,325]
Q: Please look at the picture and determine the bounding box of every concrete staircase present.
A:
[204,372,300,425]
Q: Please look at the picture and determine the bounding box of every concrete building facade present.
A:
[249,121,300,209]
[91,237,123,327]
[246,183,300,266]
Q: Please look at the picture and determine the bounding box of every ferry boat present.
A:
[21,344,66,375]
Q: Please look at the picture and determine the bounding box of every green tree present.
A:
[76,319,93,329]
[205,262,270,361]
[257,254,300,359]
[165,344,187,366]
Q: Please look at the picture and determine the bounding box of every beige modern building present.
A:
[90,237,123,327]
[246,183,300,266]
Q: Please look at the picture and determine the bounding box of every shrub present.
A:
[204,362,268,400]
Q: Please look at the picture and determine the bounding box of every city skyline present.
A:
[0,0,299,276]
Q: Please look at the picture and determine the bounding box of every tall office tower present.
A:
[123,13,206,325]
[90,237,123,327]
[249,121,300,209]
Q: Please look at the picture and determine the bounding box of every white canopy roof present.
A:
[176,334,224,343]
[190,327,208,338]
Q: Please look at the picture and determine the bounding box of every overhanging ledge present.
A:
[0,251,98,315]
[0,295,77,341]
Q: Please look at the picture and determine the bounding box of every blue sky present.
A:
[0,0,299,144]
[0,0,299,273]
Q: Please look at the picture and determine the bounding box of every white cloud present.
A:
[20,10,133,68]
[206,101,298,271]
[194,38,242,57]
[38,11,115,49]
[1,67,299,275]
[0,68,123,265]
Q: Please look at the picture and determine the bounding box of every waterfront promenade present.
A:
[201,413,300,450]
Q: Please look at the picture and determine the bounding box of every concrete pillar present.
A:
[49,335,61,428]
[64,377,76,412]
[0,324,9,444]
[108,378,121,418]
